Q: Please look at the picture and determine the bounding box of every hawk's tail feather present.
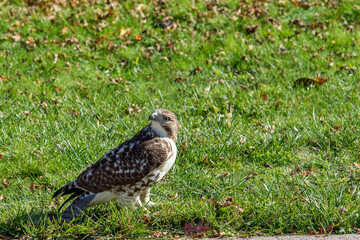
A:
[52,180,82,199]
[58,192,82,212]
[61,193,96,223]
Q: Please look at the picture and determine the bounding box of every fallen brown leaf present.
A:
[219,196,233,207]
[184,218,211,236]
[293,0,310,8]
[246,172,258,180]
[180,142,187,153]
[234,205,245,213]
[315,75,328,84]
[0,195,4,201]
[10,33,21,42]
[61,26,69,35]
[30,184,44,190]
[134,34,142,41]
[263,163,272,168]
[352,162,360,169]
[152,231,168,238]
[293,78,316,87]
[331,125,342,132]
[339,66,356,74]
[212,230,225,237]
[2,179,8,188]
[238,84,249,90]
[279,44,287,52]
[291,167,302,175]
[260,93,268,100]
[245,24,259,34]
[216,173,229,178]
[0,234,12,240]
[291,167,313,176]
[76,82,88,88]
[173,192,178,199]
[275,99,280,108]
[0,75,8,82]
[291,19,306,27]
[175,77,187,82]
[143,216,151,223]
[158,19,174,29]
[189,66,203,76]
[255,121,264,127]
[303,169,313,176]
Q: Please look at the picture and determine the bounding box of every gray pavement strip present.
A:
[199,234,360,240]
[244,234,360,240]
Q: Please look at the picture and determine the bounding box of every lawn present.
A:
[1,0,360,238]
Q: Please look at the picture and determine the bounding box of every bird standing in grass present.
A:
[52,109,179,222]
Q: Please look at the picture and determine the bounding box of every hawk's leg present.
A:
[140,188,155,206]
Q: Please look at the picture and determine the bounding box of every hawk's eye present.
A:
[163,116,171,121]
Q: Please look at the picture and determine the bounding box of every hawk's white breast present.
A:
[156,138,177,181]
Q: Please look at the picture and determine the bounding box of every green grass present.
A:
[1,0,360,238]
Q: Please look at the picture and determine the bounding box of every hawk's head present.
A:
[149,109,179,142]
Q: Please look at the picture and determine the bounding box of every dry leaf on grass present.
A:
[0,234,12,240]
[216,172,229,178]
[263,163,272,168]
[293,76,328,88]
[293,78,316,87]
[260,93,268,100]
[152,231,168,237]
[184,218,211,236]
[158,19,174,29]
[189,66,203,76]
[245,24,259,34]
[2,179,8,188]
[76,82,88,88]
[339,66,356,74]
[331,125,342,132]
[290,167,313,176]
[30,184,45,190]
[179,142,187,153]
[143,215,151,223]
[291,19,306,27]
[134,34,142,41]
[0,75,8,82]
[352,162,360,169]
[315,75,328,84]
[175,77,187,82]
[203,155,208,163]
[246,172,258,180]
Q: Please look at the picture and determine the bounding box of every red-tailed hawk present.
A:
[53,109,178,222]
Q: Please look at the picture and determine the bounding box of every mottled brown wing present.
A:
[75,138,171,193]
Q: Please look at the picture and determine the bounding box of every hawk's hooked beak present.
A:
[149,111,158,121]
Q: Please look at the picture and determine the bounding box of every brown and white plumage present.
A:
[53,109,179,222]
